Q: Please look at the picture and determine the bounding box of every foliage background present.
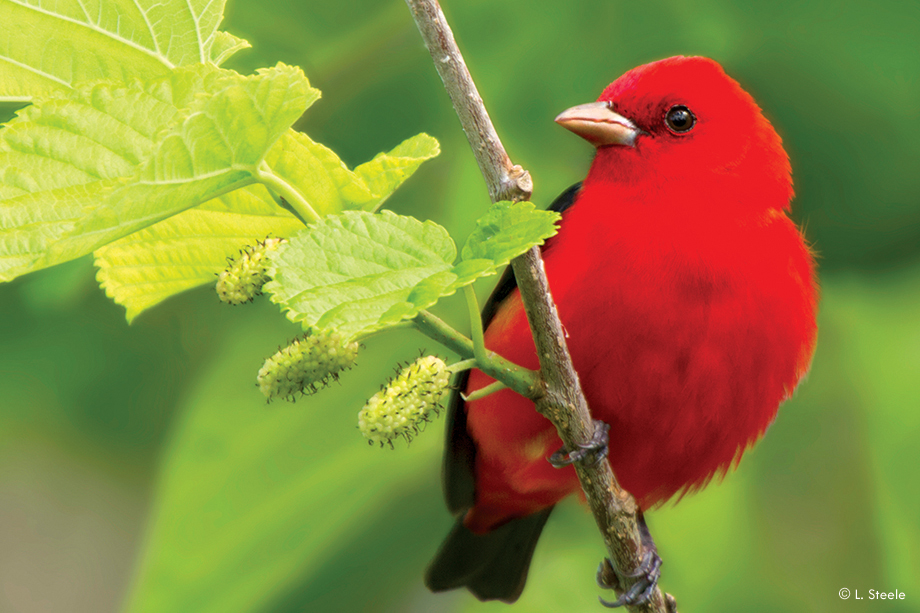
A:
[1,0,917,612]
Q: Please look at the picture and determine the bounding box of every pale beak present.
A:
[554,102,640,147]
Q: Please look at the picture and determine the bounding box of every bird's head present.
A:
[556,56,793,211]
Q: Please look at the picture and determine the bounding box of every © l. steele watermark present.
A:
[839,588,906,600]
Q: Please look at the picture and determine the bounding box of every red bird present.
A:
[426,56,818,603]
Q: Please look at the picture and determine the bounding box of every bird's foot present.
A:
[548,420,610,468]
[597,549,662,609]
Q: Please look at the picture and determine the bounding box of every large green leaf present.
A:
[0,64,230,281]
[0,179,118,280]
[0,70,190,281]
[46,63,314,263]
[1,63,315,282]
[266,203,560,340]
[0,0,247,101]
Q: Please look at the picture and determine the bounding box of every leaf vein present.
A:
[130,0,163,55]
[7,0,176,69]
[183,0,205,62]
[0,54,73,89]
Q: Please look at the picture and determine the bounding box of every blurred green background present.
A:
[1,0,918,612]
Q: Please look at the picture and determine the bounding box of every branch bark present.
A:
[404,0,532,203]
[404,1,677,611]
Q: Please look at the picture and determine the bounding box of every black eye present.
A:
[665,105,695,134]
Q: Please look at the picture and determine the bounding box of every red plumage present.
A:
[465,56,817,530]
[427,56,818,601]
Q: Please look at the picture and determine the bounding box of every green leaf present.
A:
[352,133,440,212]
[1,63,314,282]
[137,63,315,183]
[0,180,119,280]
[389,201,560,322]
[0,69,191,281]
[263,130,371,217]
[0,64,228,281]
[266,210,456,339]
[0,0,247,100]
[461,200,561,266]
[209,31,252,66]
[266,203,559,340]
[268,131,440,216]
[95,185,302,321]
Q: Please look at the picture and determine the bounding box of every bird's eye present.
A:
[665,105,695,134]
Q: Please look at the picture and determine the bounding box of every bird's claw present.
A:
[597,549,662,608]
[548,420,610,468]
[549,422,662,608]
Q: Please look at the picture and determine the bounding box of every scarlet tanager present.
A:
[425,56,819,603]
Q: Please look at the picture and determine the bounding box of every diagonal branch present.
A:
[403,0,532,204]
[404,1,677,611]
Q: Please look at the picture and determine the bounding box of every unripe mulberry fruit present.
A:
[358,356,450,447]
[217,238,285,305]
[257,330,359,401]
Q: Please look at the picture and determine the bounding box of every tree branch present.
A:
[403,0,532,203]
[405,1,677,611]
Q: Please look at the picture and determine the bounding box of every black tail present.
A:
[425,508,554,603]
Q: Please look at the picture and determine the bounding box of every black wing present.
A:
[426,182,583,602]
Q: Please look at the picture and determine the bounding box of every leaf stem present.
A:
[413,310,539,398]
[414,310,473,358]
[447,358,478,373]
[461,379,507,402]
[463,286,488,365]
[256,162,321,224]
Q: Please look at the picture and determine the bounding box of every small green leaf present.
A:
[353,133,441,212]
[265,210,456,339]
[395,201,560,316]
[267,131,440,216]
[461,200,561,266]
[209,31,252,66]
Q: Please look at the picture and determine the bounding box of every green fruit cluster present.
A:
[216,238,285,305]
[358,356,450,447]
[257,330,359,401]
